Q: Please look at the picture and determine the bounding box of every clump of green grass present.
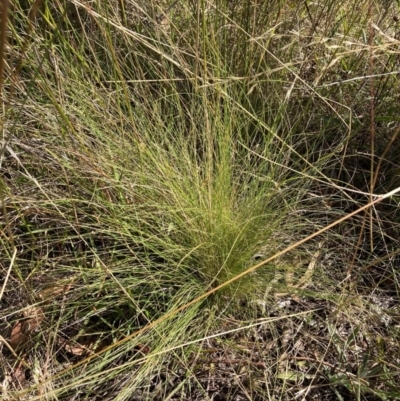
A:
[1,0,400,400]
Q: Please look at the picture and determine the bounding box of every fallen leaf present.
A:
[9,307,44,350]
[12,364,27,386]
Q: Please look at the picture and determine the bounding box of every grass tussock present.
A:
[1,0,400,400]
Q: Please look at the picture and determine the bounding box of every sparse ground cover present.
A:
[0,0,400,400]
